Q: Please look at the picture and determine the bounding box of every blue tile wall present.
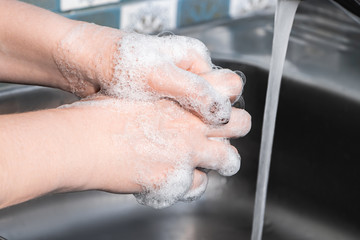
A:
[59,0,121,12]
[19,0,123,13]
[177,0,230,27]
[20,0,237,31]
[20,0,60,12]
[63,6,120,28]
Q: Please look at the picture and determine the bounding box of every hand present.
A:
[53,23,245,125]
[0,94,250,209]
[0,1,244,126]
[59,95,251,208]
[0,1,251,210]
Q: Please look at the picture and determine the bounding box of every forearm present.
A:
[0,109,95,208]
[0,0,81,91]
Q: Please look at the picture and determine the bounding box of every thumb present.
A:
[161,34,213,74]
[148,64,231,125]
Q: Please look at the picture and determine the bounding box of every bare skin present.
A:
[0,0,242,124]
[0,0,251,209]
[0,97,251,209]
[0,0,76,90]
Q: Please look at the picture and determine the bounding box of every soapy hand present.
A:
[0,1,251,210]
[60,96,251,209]
[53,23,245,125]
[53,24,248,209]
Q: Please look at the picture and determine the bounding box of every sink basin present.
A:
[1,2,360,237]
[0,59,359,240]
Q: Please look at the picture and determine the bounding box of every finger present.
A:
[177,50,212,74]
[200,69,245,104]
[195,139,241,177]
[149,64,231,125]
[181,169,208,202]
[174,37,213,74]
[206,108,251,138]
[193,138,228,170]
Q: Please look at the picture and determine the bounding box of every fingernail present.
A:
[220,118,230,124]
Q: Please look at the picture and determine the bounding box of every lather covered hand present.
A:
[0,0,251,210]
[54,23,245,125]
[58,94,251,209]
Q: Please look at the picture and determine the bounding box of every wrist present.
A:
[51,106,137,193]
[53,22,123,97]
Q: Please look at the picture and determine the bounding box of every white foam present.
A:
[59,98,242,208]
[102,31,232,124]
[54,23,119,96]
[103,32,207,97]
[135,166,194,209]
[55,27,248,208]
[55,24,235,123]
[60,99,205,208]
[180,172,208,202]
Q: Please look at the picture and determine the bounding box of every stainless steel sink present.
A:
[1,1,360,239]
[0,59,359,240]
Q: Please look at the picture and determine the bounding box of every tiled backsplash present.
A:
[20,0,273,33]
[120,0,178,34]
[177,0,230,26]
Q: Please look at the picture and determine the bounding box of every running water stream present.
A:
[251,1,300,240]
